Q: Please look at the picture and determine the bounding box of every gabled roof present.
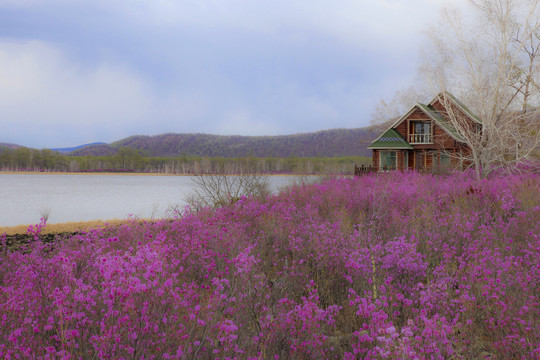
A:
[368,93,478,149]
[417,103,465,142]
[368,128,413,149]
[429,91,482,124]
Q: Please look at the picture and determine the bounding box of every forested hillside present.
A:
[51,142,107,153]
[0,143,21,149]
[0,128,375,173]
[69,128,377,157]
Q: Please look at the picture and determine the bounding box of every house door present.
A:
[415,151,425,171]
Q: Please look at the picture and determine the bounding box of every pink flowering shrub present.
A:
[1,171,539,359]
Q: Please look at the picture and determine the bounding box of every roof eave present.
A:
[429,91,482,124]
[368,104,421,145]
[417,103,467,143]
[368,146,413,150]
[388,104,420,130]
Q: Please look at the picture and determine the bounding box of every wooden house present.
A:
[368,93,481,172]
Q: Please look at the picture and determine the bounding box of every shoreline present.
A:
[0,171,317,177]
[0,219,131,236]
[0,171,191,176]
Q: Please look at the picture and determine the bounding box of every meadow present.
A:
[0,171,539,359]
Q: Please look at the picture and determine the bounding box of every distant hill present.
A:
[68,128,377,158]
[0,142,22,149]
[51,142,107,153]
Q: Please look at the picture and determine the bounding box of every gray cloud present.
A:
[0,0,467,148]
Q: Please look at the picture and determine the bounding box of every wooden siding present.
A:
[431,99,478,133]
[407,108,431,121]
[433,122,455,148]
[369,94,478,172]
[394,117,408,139]
[394,108,432,140]
[426,151,433,169]
[372,150,379,170]
[397,150,405,170]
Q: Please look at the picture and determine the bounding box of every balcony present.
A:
[409,133,432,144]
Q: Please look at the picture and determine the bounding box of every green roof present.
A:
[417,103,466,142]
[368,128,413,149]
[443,92,482,123]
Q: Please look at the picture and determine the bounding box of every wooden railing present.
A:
[409,134,432,144]
[354,164,375,176]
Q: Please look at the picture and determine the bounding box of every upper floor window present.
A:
[409,121,432,143]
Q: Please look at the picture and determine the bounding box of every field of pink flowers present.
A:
[1,171,539,359]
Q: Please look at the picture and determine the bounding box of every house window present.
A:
[410,121,432,143]
[440,152,450,167]
[380,151,397,170]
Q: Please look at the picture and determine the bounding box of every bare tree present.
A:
[185,163,269,210]
[370,86,430,129]
[423,0,540,178]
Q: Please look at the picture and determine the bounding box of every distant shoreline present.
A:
[0,219,130,236]
[0,171,318,177]
[0,171,188,176]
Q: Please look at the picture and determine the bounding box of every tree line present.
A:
[0,146,370,175]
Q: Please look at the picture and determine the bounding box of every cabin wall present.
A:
[370,95,479,173]
[407,109,431,121]
[433,123,456,148]
[372,149,408,171]
[372,150,379,170]
[394,119,408,139]
[397,150,405,170]
[394,108,432,140]
[426,151,433,169]
[431,99,479,133]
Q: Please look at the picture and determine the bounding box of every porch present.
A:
[371,149,455,172]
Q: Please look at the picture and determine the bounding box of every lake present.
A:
[0,174,299,227]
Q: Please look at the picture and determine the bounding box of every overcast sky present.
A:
[0,0,466,148]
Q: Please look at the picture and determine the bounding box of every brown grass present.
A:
[0,171,312,177]
[0,171,185,176]
[0,219,128,235]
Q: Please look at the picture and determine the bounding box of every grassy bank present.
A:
[0,171,314,176]
[1,171,539,358]
[0,219,127,235]
[0,171,188,176]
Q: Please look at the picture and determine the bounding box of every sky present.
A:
[0,0,466,148]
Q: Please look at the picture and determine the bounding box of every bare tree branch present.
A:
[423,0,540,178]
[185,163,269,210]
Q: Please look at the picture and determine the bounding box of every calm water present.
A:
[0,174,298,227]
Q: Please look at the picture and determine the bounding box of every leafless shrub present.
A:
[39,207,52,222]
[185,165,269,210]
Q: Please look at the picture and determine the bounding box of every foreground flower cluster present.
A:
[1,172,539,359]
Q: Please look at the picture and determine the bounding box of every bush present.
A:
[1,171,539,359]
[185,165,269,209]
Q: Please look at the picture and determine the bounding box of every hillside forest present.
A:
[0,128,375,174]
[0,147,369,175]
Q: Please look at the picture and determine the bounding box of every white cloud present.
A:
[120,0,470,51]
[215,109,279,136]
[0,40,207,147]
[0,41,149,124]
[0,0,475,148]
[0,0,472,55]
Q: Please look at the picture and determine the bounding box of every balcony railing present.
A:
[409,133,432,144]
